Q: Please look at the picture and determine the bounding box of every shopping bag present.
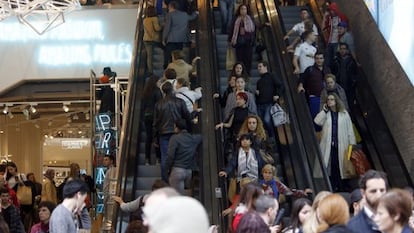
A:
[270,103,288,127]
[17,184,33,205]
[347,145,371,176]
[228,178,237,202]
[226,47,235,70]
[352,123,362,143]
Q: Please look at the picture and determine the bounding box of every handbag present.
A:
[347,145,371,176]
[226,47,235,70]
[17,184,33,205]
[228,178,237,202]
[259,149,274,165]
[270,103,288,127]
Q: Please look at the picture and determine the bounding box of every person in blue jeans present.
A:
[153,82,191,182]
[255,61,284,140]
[219,0,234,34]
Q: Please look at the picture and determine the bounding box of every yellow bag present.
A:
[228,178,237,202]
[353,123,362,143]
[226,47,235,70]
[17,185,33,205]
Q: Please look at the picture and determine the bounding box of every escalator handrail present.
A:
[196,0,226,226]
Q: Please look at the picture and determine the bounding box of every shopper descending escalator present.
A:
[314,93,355,192]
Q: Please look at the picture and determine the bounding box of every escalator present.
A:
[110,0,224,231]
[250,0,332,192]
[304,0,413,188]
[209,0,332,211]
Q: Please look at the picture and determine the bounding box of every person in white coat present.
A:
[314,93,356,192]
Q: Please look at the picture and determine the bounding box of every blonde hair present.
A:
[261,164,276,176]
[238,115,267,141]
[316,194,350,233]
[302,191,332,233]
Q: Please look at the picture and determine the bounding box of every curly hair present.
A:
[238,115,267,141]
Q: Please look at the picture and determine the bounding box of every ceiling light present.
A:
[85,112,90,120]
[8,112,14,119]
[48,121,53,126]
[72,114,79,120]
[29,105,37,114]
[62,102,71,112]
[2,106,9,114]
[62,104,70,112]
[34,123,40,128]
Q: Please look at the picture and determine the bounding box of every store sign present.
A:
[95,113,116,155]
[61,140,89,149]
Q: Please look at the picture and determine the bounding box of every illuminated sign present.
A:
[0,8,137,93]
[61,140,89,149]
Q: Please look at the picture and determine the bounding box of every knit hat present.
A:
[144,196,209,233]
[237,92,249,102]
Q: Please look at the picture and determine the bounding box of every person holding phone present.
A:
[314,93,355,192]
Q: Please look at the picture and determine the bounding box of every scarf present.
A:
[237,148,258,181]
[231,15,255,45]
[259,179,279,199]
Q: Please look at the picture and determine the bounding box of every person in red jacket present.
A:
[322,2,348,67]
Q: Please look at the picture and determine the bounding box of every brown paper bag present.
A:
[226,47,235,70]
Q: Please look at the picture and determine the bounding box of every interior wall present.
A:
[0,115,91,181]
[335,0,414,174]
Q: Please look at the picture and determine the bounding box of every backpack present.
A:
[270,103,288,127]
[129,195,146,222]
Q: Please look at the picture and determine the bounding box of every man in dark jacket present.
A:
[162,1,198,68]
[331,42,358,104]
[297,51,331,131]
[347,170,387,233]
[153,81,191,183]
[166,119,202,194]
[256,60,284,140]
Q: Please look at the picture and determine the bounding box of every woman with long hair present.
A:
[143,6,163,74]
[142,74,162,164]
[283,198,312,233]
[302,191,332,233]
[374,189,413,233]
[229,4,256,74]
[238,115,267,150]
[314,93,356,192]
[316,193,353,233]
[230,62,250,85]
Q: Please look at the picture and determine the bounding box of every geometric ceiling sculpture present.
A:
[0,0,80,34]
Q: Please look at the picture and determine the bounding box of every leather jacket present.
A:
[153,94,191,136]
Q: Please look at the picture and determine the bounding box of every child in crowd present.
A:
[259,164,312,200]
